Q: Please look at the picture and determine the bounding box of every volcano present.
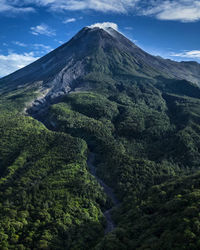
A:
[1,26,200,113]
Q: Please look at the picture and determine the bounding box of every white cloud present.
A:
[142,0,200,22]
[61,0,138,13]
[1,0,200,22]
[0,52,39,77]
[19,0,139,13]
[0,0,35,14]
[33,43,52,52]
[88,22,118,30]
[124,27,133,30]
[171,50,200,59]
[30,24,56,36]
[12,41,27,47]
[12,42,52,52]
[54,39,64,44]
[63,18,76,24]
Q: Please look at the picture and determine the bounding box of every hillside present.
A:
[1,26,200,249]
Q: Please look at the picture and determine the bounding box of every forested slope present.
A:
[44,75,200,249]
[0,109,107,249]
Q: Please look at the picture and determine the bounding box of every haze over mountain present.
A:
[1,26,200,249]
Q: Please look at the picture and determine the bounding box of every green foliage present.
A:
[0,112,107,249]
[1,43,200,249]
[62,92,119,120]
[44,78,200,249]
[106,172,200,249]
[47,102,114,147]
[0,82,41,113]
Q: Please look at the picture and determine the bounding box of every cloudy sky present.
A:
[0,0,200,77]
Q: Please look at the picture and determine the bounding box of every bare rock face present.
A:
[45,59,86,99]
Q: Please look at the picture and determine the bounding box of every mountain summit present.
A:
[1,26,200,113]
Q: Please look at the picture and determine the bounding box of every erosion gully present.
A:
[87,153,119,234]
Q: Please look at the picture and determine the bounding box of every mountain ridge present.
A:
[1,27,200,92]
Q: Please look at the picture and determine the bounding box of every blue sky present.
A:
[1,0,200,77]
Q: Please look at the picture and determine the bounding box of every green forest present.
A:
[1,33,200,249]
[1,70,200,249]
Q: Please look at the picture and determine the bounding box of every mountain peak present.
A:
[87,22,118,31]
[1,25,200,113]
